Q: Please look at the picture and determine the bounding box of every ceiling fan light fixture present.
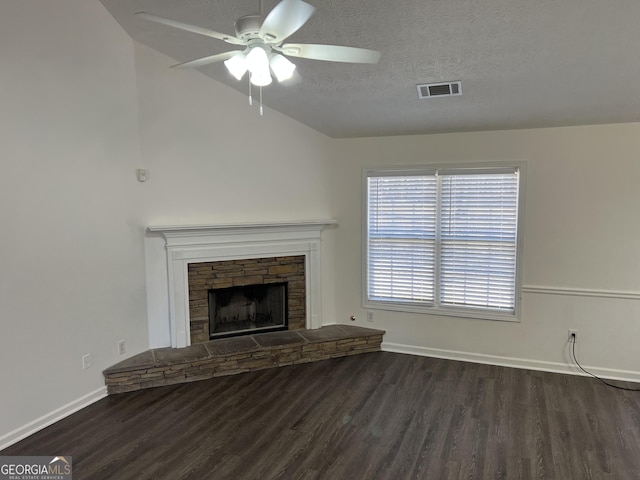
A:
[224,53,248,80]
[270,54,296,82]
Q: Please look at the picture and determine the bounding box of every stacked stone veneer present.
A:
[188,255,305,344]
[104,325,385,394]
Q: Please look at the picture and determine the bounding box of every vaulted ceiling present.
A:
[99,0,640,138]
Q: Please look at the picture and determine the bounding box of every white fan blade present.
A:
[171,51,238,69]
[281,43,381,63]
[135,12,245,46]
[259,0,316,43]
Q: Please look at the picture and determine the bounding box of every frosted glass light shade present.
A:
[246,47,270,74]
[246,46,272,86]
[270,54,296,82]
[224,53,247,80]
[250,71,272,86]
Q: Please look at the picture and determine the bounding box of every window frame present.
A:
[362,162,526,322]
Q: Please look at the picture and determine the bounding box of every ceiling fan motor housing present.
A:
[235,15,264,41]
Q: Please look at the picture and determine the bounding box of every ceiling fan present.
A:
[135,0,381,90]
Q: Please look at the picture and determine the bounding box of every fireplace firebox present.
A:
[208,282,288,339]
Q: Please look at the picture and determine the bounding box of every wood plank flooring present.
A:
[2,352,640,479]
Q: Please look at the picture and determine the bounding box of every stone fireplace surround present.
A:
[149,221,336,348]
[188,255,306,344]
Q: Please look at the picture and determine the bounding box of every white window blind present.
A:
[368,175,437,303]
[366,167,521,316]
[439,172,518,311]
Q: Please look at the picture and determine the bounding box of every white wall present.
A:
[331,124,640,379]
[0,0,147,442]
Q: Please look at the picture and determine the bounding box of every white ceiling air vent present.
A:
[417,81,462,99]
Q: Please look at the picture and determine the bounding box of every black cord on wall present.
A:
[570,337,640,392]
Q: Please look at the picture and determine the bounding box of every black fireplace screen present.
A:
[208,282,288,339]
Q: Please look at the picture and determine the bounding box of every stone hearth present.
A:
[104,325,385,394]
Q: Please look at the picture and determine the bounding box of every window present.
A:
[364,164,524,321]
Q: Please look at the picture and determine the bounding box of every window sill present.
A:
[363,300,520,323]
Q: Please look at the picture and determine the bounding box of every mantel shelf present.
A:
[149,220,337,236]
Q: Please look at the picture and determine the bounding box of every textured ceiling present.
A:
[99,0,640,138]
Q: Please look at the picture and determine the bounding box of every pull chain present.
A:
[259,86,264,116]
[248,78,253,106]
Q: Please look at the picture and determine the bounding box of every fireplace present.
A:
[148,220,336,348]
[209,282,288,339]
[187,255,305,344]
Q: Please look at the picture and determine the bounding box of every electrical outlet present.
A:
[118,340,126,355]
[366,311,374,323]
[82,354,91,370]
[568,329,578,343]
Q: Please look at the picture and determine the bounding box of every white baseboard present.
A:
[382,342,640,384]
[0,387,107,451]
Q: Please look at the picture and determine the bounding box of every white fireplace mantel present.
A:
[149,220,336,348]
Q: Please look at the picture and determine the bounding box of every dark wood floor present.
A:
[3,352,640,480]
